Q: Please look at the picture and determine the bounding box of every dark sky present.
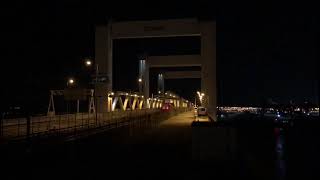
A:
[218,14,318,106]
[1,1,318,113]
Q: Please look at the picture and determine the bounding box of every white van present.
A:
[197,107,207,116]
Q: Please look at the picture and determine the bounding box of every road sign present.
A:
[64,88,88,101]
[91,74,109,84]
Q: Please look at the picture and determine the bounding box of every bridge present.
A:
[95,18,216,119]
[0,18,215,143]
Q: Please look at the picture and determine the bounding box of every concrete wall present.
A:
[201,21,216,120]
[192,126,237,162]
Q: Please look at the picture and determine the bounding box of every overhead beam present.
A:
[147,55,201,67]
[111,19,200,39]
[163,71,201,79]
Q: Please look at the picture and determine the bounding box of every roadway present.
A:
[1,110,285,179]
[1,111,217,179]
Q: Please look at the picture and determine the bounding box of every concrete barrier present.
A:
[191,121,237,162]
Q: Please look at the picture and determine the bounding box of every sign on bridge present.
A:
[91,73,109,84]
[64,88,88,101]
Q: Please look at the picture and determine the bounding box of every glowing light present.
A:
[68,78,74,85]
[126,93,129,95]
[138,78,142,82]
[158,91,161,94]
[111,92,114,95]
[85,60,92,66]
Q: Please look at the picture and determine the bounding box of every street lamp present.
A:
[85,59,92,66]
[138,78,142,93]
[84,58,99,125]
[67,78,75,87]
[84,59,99,83]
[66,78,76,115]
[196,91,205,106]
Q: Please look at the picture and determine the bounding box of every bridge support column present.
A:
[95,22,113,113]
[107,96,112,112]
[144,61,150,99]
[157,73,164,94]
[201,21,216,121]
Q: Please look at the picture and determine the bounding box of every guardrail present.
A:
[0,108,190,142]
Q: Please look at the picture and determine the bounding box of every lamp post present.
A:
[66,77,79,113]
[85,59,99,85]
[138,77,143,94]
[66,78,75,115]
[84,58,99,125]
[197,91,205,106]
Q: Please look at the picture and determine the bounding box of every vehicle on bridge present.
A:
[197,106,207,116]
[161,102,173,112]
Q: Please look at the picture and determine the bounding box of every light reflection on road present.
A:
[275,128,286,179]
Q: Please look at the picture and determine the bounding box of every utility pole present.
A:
[84,58,99,125]
[94,64,99,125]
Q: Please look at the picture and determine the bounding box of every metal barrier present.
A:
[0,108,190,142]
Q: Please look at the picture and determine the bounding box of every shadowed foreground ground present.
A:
[1,111,320,179]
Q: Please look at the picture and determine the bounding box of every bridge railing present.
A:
[0,107,191,142]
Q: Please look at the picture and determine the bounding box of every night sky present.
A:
[1,1,318,114]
